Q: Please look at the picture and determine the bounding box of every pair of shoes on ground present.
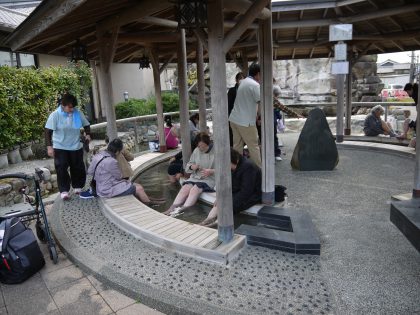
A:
[275,155,282,161]
[60,188,87,200]
[80,190,95,199]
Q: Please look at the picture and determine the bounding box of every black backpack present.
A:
[0,218,45,284]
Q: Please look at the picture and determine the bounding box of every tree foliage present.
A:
[0,61,92,150]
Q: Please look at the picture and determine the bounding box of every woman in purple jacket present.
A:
[88,138,164,204]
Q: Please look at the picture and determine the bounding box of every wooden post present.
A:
[96,26,119,140]
[413,83,420,198]
[258,5,274,205]
[150,48,166,152]
[208,0,234,243]
[241,49,249,75]
[196,39,207,132]
[344,58,352,135]
[336,74,345,142]
[177,29,192,167]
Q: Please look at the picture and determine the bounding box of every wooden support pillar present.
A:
[177,29,192,167]
[96,26,119,140]
[336,74,345,143]
[150,48,166,152]
[241,49,249,75]
[344,58,352,135]
[196,39,207,132]
[258,5,274,205]
[413,83,420,198]
[208,0,234,243]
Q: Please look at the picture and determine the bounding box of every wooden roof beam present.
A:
[372,43,385,53]
[97,0,172,31]
[193,28,208,52]
[224,0,271,20]
[223,0,270,52]
[391,40,404,51]
[272,3,420,29]
[47,30,95,54]
[159,53,176,74]
[117,32,179,43]
[272,0,365,12]
[138,16,177,28]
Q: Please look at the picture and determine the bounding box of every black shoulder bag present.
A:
[0,218,45,284]
[91,156,108,197]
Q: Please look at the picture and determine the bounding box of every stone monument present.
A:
[291,108,339,171]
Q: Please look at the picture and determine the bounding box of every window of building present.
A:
[0,49,37,68]
[19,53,36,67]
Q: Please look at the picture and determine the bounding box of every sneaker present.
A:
[73,188,82,194]
[80,190,95,199]
[60,192,69,200]
[275,156,283,161]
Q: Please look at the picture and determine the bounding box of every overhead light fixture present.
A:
[139,55,150,69]
[71,39,87,62]
[173,0,208,29]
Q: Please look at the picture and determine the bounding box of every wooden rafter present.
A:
[223,0,270,52]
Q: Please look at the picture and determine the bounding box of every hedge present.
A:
[115,91,197,119]
[0,61,92,150]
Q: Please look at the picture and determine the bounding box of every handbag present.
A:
[0,218,45,284]
[91,156,108,197]
[274,185,287,202]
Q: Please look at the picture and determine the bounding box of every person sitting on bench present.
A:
[199,148,262,227]
[164,132,215,215]
[363,105,397,137]
[88,138,164,205]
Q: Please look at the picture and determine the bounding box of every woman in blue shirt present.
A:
[44,94,91,200]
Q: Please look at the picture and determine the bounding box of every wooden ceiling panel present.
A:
[5,0,420,62]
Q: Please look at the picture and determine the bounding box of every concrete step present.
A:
[236,206,320,255]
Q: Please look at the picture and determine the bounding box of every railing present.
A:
[90,101,415,144]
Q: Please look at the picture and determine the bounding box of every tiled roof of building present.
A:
[0,6,28,30]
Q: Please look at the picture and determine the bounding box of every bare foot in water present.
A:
[163,205,177,215]
[199,217,217,227]
[150,196,166,202]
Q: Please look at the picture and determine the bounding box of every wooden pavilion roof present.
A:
[4,0,420,63]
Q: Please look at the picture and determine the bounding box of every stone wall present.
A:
[0,166,57,207]
[352,55,384,102]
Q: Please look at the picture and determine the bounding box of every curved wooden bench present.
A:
[340,135,410,146]
[100,195,245,265]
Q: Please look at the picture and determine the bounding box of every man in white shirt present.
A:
[228,63,261,168]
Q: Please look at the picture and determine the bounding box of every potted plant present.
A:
[0,148,8,169]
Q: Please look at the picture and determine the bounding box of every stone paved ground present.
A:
[1,132,419,314]
[48,132,419,315]
[0,205,163,315]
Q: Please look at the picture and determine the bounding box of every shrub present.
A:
[0,61,92,150]
[115,98,148,119]
[114,92,198,119]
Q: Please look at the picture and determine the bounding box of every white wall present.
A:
[110,63,155,103]
[379,74,410,87]
[38,54,68,67]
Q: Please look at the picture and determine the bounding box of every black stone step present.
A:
[237,206,320,255]
[390,199,420,252]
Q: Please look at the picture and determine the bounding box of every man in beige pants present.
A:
[228,63,261,168]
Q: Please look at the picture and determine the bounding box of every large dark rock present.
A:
[291,108,338,171]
